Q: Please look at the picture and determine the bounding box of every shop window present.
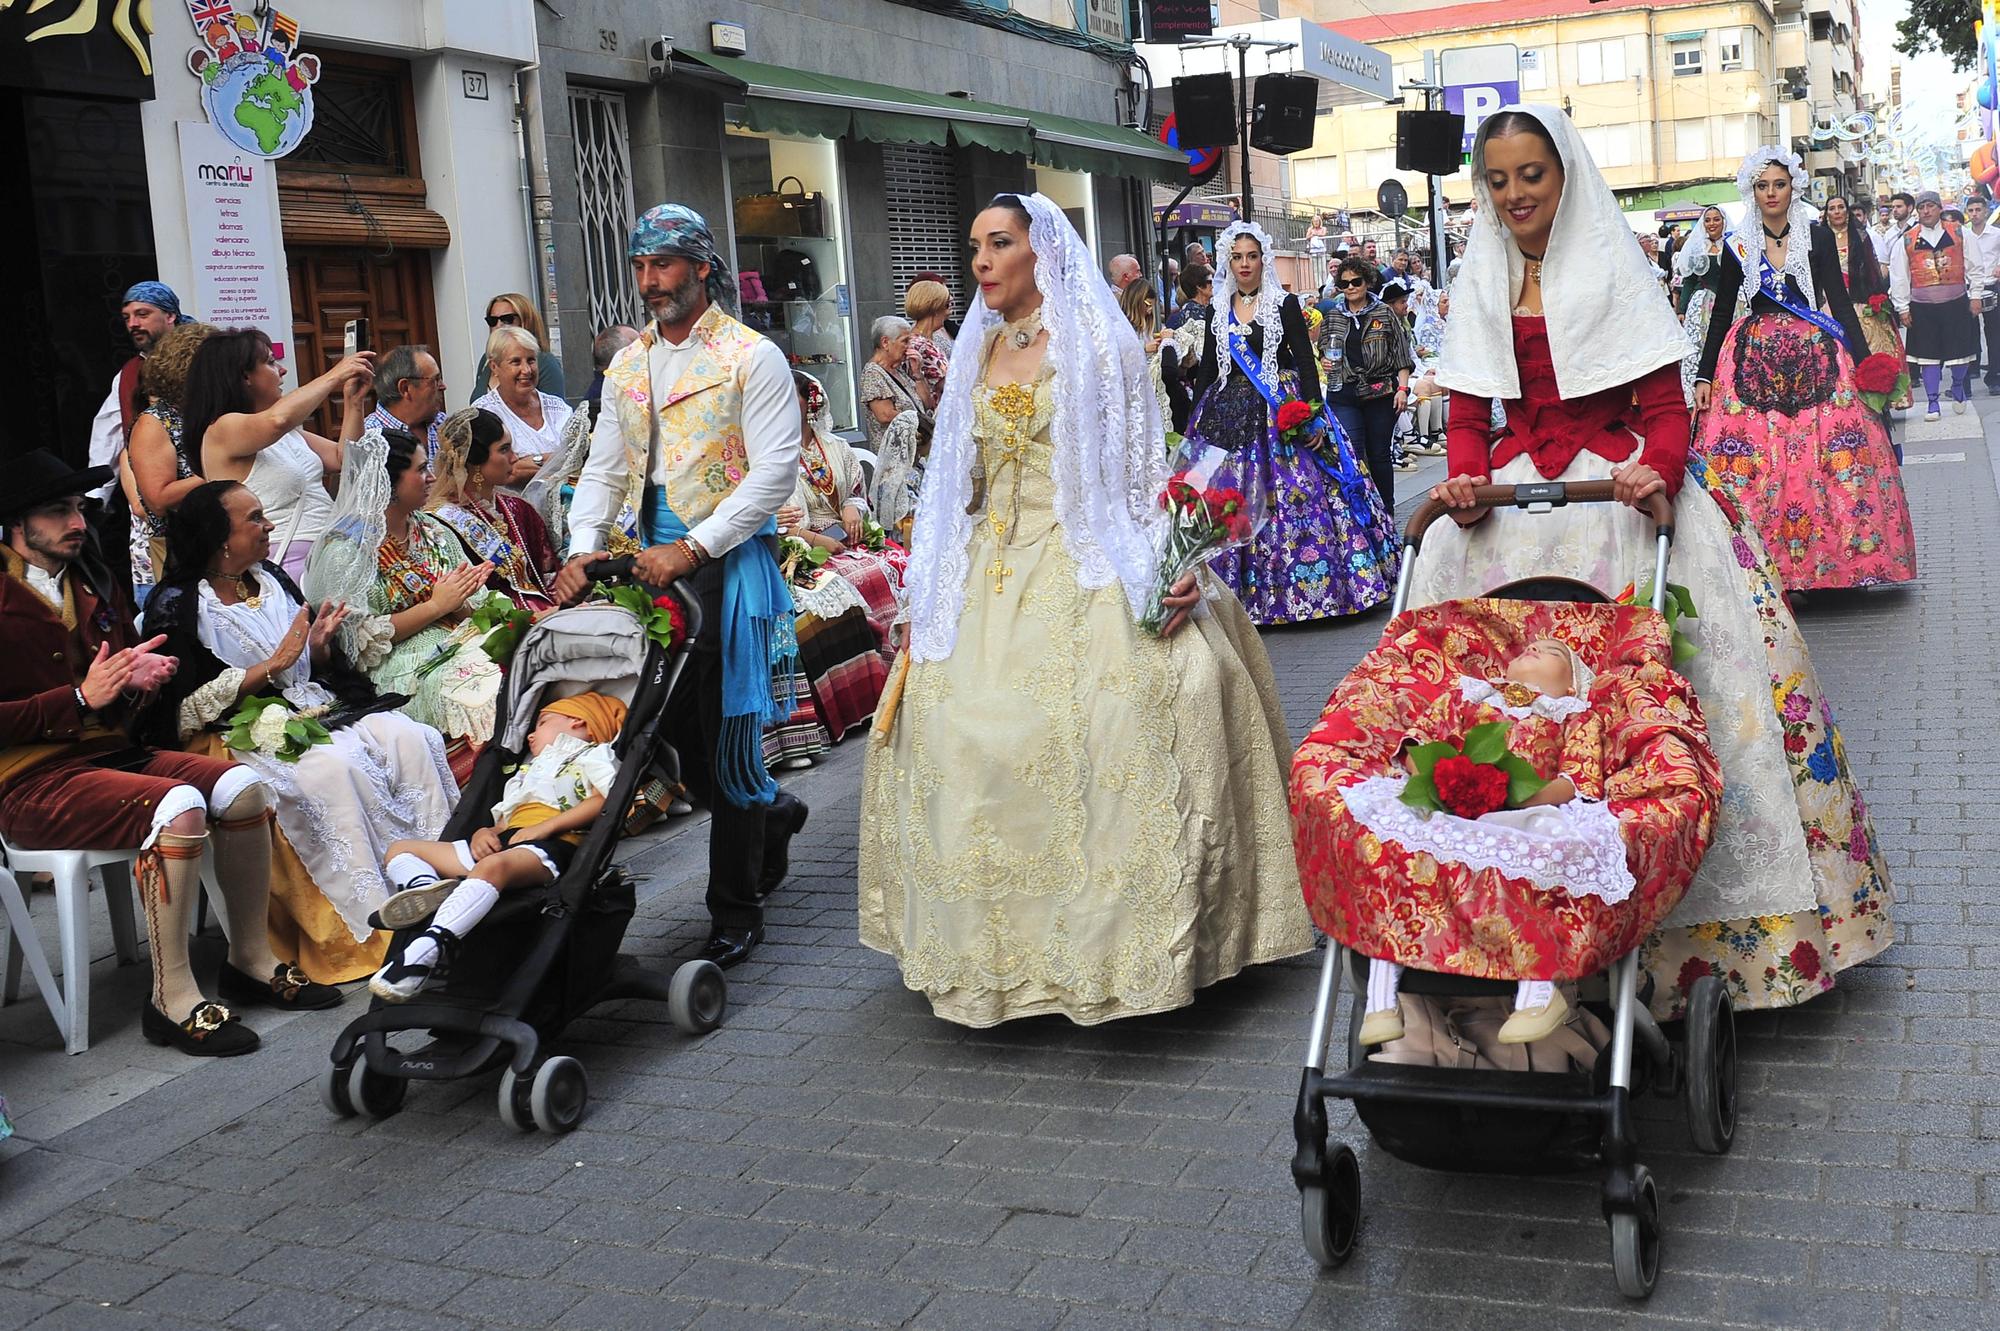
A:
[726,128,856,432]
[569,87,639,332]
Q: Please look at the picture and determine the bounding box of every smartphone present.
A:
[343,317,370,357]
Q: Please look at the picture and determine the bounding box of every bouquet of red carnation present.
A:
[1137,441,1267,635]
[1274,398,1323,448]
[1866,292,1889,316]
[1400,722,1550,819]
[598,581,688,650]
[1853,351,1909,414]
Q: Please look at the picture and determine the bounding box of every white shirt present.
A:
[22,561,66,613]
[244,430,334,557]
[86,373,127,502]
[474,388,574,461]
[567,321,801,559]
[492,732,620,828]
[1869,221,1903,268]
[1890,223,1992,310]
[1965,222,2000,303]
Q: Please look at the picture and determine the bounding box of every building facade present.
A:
[531,0,1179,432]
[1304,0,1784,224]
[1774,0,1871,202]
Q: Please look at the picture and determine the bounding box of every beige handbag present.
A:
[1369,990,1609,1075]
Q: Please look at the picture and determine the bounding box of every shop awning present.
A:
[1618,180,1739,214]
[674,51,1184,180]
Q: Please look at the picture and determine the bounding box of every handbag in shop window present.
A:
[733,175,827,238]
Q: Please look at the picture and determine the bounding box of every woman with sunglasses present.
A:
[1323,257,1416,507]
[474,324,575,484]
[469,292,566,406]
[1182,220,1398,625]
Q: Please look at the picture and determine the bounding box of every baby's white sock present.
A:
[402,878,501,968]
[1515,979,1555,1011]
[1365,959,1402,1015]
[386,852,438,891]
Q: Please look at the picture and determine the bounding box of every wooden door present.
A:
[286,247,437,439]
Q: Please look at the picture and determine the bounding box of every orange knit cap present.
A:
[539,692,627,744]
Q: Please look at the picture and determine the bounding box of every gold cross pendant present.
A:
[986,553,1014,595]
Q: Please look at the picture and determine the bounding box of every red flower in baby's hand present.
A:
[1854,353,1902,395]
[1431,755,1509,819]
[1275,400,1314,433]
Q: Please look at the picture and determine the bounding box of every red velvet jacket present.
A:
[0,552,141,755]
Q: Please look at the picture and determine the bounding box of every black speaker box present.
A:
[1396,109,1465,175]
[1249,74,1316,155]
[1171,74,1236,149]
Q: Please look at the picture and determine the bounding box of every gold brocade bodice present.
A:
[969,370,1058,592]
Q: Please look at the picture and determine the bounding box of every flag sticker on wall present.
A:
[184,0,320,159]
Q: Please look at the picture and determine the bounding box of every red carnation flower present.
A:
[1854,353,1902,395]
[1275,400,1314,433]
[1432,754,1509,819]
[1866,292,1888,314]
[1787,939,1822,981]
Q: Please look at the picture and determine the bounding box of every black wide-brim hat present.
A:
[7,449,114,519]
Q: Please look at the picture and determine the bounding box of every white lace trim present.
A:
[1727,146,1819,315]
[904,192,1165,663]
[1343,774,1638,904]
[792,571,867,622]
[1458,675,1592,723]
[1212,220,1284,394]
[179,667,245,739]
[349,614,395,673]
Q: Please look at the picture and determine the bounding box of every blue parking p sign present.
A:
[1445,80,1519,152]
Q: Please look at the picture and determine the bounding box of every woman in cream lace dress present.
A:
[858,193,1311,1027]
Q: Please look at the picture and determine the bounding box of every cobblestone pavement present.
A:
[1,424,1992,1330]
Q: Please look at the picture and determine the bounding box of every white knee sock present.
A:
[1365,959,1402,1015]
[387,853,439,891]
[1515,979,1554,1011]
[401,878,500,969]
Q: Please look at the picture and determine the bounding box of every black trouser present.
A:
[1329,390,1399,514]
[1981,302,2000,385]
[662,558,770,932]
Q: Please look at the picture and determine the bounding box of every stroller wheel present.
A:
[498,1065,535,1133]
[1299,1142,1361,1269]
[530,1056,588,1134]
[1682,976,1737,1154]
[1608,1165,1661,1298]
[347,1059,407,1120]
[668,959,728,1035]
[320,1058,357,1118]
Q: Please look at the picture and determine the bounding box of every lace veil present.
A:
[1437,103,1689,400]
[904,192,1166,663]
[302,427,391,653]
[1726,146,1818,315]
[521,407,593,555]
[1210,219,1286,392]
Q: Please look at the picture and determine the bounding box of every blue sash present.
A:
[1224,320,1380,522]
[644,489,795,809]
[1759,252,1851,352]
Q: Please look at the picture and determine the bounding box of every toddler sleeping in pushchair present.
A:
[368,692,626,1001]
[1292,598,1723,1051]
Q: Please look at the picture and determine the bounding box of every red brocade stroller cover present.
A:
[1291,598,1722,982]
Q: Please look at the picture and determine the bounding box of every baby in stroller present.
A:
[368,692,627,1002]
[1351,636,1620,1048]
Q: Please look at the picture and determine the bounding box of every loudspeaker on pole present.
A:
[1396,109,1465,175]
[1171,74,1236,149]
[1249,73,1317,155]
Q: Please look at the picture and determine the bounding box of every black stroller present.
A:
[321,561,728,1135]
[1290,481,1738,1298]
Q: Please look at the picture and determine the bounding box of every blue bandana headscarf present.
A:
[627,204,735,307]
[122,281,191,325]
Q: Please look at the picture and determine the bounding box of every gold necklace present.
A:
[1001,308,1044,350]
[225,570,261,610]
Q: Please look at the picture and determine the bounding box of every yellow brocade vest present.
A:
[601,304,767,537]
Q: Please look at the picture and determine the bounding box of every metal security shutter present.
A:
[882,143,964,311]
[568,87,639,330]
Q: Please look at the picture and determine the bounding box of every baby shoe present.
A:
[1357,1006,1405,1047]
[1497,986,1569,1045]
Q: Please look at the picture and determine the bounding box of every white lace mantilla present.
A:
[1459,675,1592,723]
[1343,774,1637,904]
[1727,146,1819,316]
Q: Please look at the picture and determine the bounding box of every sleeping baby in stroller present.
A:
[1292,598,1723,1056]
[368,692,626,1002]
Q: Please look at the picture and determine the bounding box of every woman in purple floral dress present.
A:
[1185,221,1398,625]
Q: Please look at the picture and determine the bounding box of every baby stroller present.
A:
[1287,480,1738,1298]
[321,560,728,1135]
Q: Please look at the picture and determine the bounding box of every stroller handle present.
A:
[580,555,705,646]
[1403,480,1674,553]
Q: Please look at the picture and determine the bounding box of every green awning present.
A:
[1618,180,1738,212]
[674,51,1181,180]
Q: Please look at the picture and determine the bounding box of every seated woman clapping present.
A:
[142,481,459,980]
[426,407,564,612]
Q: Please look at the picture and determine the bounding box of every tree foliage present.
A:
[1895,0,1980,72]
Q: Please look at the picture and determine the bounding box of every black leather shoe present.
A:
[141,1000,261,1057]
[698,926,763,970]
[217,961,344,1011]
[757,793,810,899]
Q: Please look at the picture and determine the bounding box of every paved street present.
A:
[0,419,1991,1331]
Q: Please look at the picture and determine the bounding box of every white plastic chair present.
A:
[0,837,226,1055]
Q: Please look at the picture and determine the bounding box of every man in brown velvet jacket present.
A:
[0,449,338,1055]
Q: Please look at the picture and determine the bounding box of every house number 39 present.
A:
[599,29,618,51]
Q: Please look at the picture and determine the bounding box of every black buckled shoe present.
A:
[368,927,458,1003]
[757,793,810,900]
[370,877,462,932]
[698,926,763,970]
[218,960,344,1011]
[141,1000,261,1057]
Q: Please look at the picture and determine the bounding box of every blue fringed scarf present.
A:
[645,489,795,808]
